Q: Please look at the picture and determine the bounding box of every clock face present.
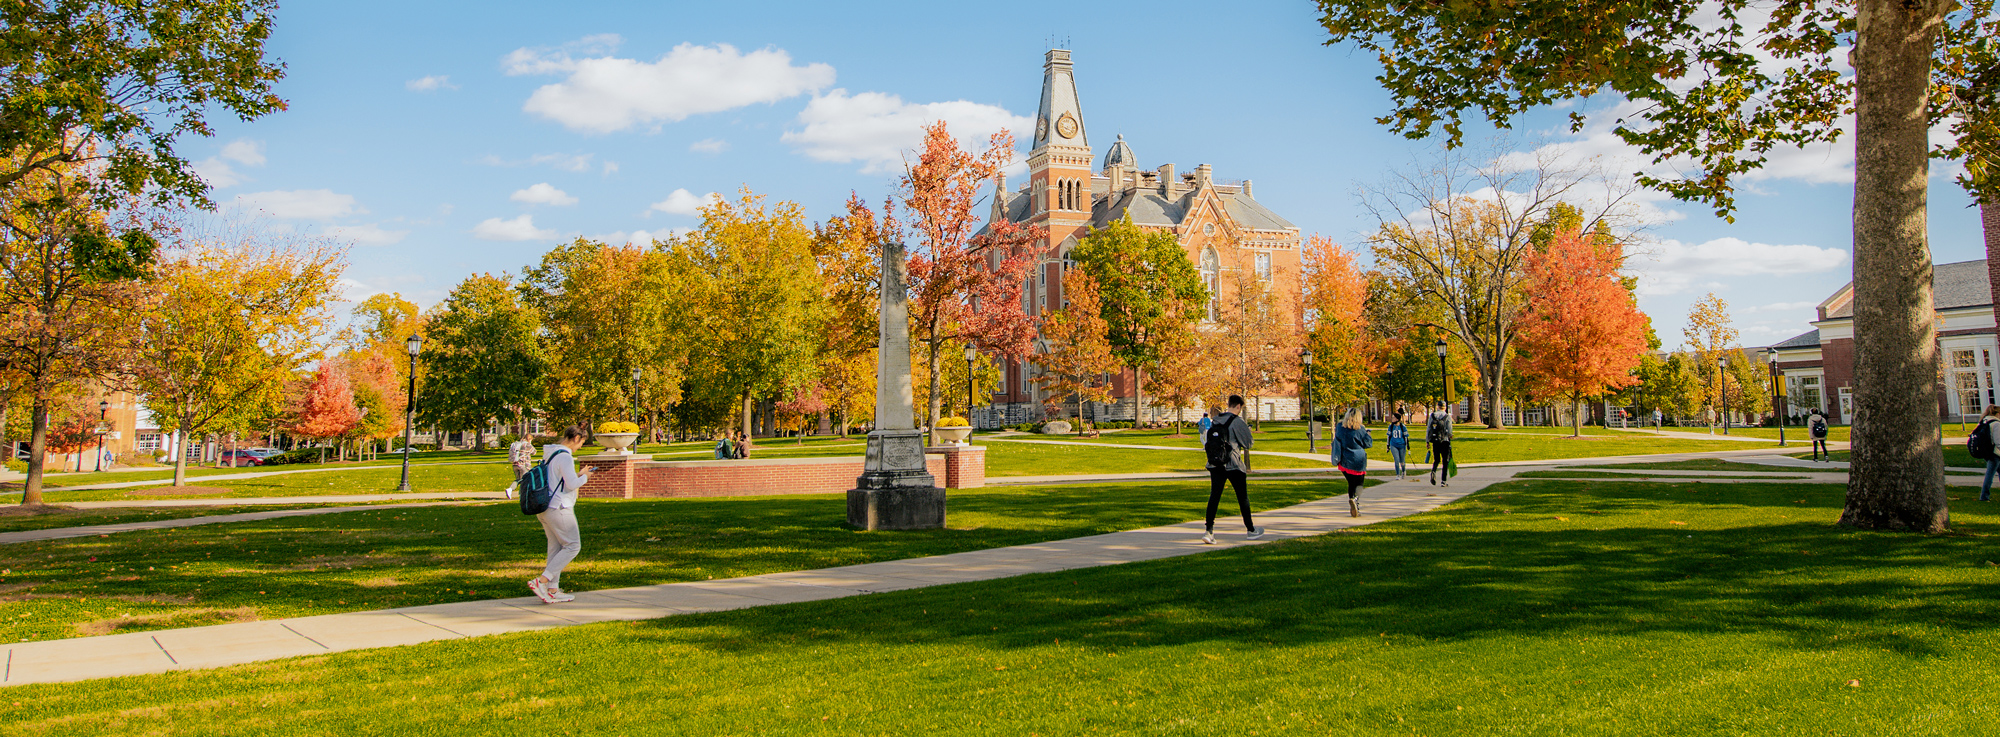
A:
[1035,116,1049,140]
[1056,112,1078,139]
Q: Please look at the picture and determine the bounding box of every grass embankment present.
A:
[19,464,519,503]
[0,478,1341,643]
[997,423,1764,464]
[1513,470,1809,480]
[1560,459,1794,473]
[0,504,381,535]
[12,479,2000,733]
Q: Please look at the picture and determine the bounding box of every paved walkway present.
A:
[0,501,482,545]
[0,459,508,495]
[0,465,1527,687]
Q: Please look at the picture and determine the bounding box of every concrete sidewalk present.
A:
[0,501,485,545]
[0,467,1521,687]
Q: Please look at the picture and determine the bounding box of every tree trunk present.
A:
[926,340,944,446]
[20,397,49,505]
[1134,366,1145,428]
[1841,0,1950,532]
[1486,372,1505,429]
[741,392,753,441]
[1572,395,1583,438]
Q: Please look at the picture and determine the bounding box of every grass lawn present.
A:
[13,479,2000,734]
[995,425,1765,465]
[1800,448,1987,469]
[698,438,1330,476]
[0,478,1345,643]
[17,463,518,503]
[1513,470,1809,480]
[0,504,385,535]
[1559,459,1796,473]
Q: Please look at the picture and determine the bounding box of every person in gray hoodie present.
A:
[1333,408,1373,517]
[1201,395,1266,545]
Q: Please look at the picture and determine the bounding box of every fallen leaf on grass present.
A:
[1846,679,1861,687]
[1669,521,1687,525]
[1554,517,1569,522]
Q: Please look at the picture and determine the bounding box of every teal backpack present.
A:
[518,447,569,515]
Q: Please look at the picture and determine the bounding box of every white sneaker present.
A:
[546,587,575,603]
[1246,527,1266,540]
[1202,531,1216,545]
[528,577,556,604]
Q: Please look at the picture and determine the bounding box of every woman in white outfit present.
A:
[529,426,594,604]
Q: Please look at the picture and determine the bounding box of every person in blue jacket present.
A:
[1385,412,1409,481]
[1333,408,1374,517]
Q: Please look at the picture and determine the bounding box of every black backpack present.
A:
[1428,413,1451,442]
[1809,416,1828,439]
[1203,415,1237,469]
[1969,422,1996,461]
[518,447,570,516]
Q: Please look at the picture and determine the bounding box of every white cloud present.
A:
[234,189,362,219]
[782,89,1032,173]
[690,138,729,154]
[193,139,267,188]
[337,278,381,303]
[646,188,719,217]
[602,161,619,176]
[471,214,557,241]
[1739,300,1821,315]
[507,40,834,134]
[510,182,578,206]
[479,152,597,172]
[405,75,457,92]
[324,223,410,246]
[588,228,689,246]
[1631,237,1849,296]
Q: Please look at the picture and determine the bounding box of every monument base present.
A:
[848,428,945,530]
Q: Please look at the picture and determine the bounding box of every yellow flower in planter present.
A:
[595,421,640,434]
[936,416,969,428]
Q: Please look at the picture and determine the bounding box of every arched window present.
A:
[1200,247,1220,322]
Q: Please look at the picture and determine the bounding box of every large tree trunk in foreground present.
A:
[20,399,49,505]
[1842,0,1950,532]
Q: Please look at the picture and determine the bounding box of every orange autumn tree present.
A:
[293,364,361,462]
[1034,269,1120,434]
[1514,226,1648,437]
[902,121,1040,442]
[1300,235,1376,415]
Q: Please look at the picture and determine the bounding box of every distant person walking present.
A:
[1333,408,1374,517]
[1200,396,1265,545]
[507,435,536,499]
[1427,407,1454,487]
[529,426,595,604]
[1977,406,2000,502]
[1807,409,1831,462]
[1385,412,1409,481]
[1197,410,1213,437]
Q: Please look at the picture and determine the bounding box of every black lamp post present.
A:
[1770,353,1786,446]
[1302,350,1316,453]
[1716,356,1730,435]
[396,334,422,492]
[631,366,642,440]
[95,399,108,471]
[1435,338,1449,419]
[964,345,977,428]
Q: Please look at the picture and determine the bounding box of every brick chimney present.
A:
[1986,201,2000,323]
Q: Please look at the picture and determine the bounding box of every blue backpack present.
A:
[518,447,569,516]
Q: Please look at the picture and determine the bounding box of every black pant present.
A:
[1431,441,1452,477]
[1344,471,1364,498]
[1206,468,1253,532]
[1812,438,1828,460]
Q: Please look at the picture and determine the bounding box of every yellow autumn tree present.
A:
[1034,269,1120,433]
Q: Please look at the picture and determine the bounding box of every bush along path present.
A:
[0,469,1514,686]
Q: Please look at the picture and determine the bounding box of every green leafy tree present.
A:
[419,274,546,451]
[522,240,691,436]
[1071,215,1207,423]
[1316,0,1991,529]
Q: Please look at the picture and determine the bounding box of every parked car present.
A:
[219,449,268,467]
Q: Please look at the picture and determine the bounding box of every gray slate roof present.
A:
[1826,259,1990,318]
[1770,329,1820,350]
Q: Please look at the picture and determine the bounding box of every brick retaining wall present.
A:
[574,446,985,499]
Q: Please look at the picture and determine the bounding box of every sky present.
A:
[194,0,1986,351]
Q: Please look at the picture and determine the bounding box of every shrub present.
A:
[937,416,969,428]
[263,447,324,466]
[497,433,520,446]
[4,459,24,473]
[596,421,640,434]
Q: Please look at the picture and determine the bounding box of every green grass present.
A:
[14,479,2000,734]
[20,464,518,503]
[0,503,382,534]
[1800,448,1987,469]
[1558,459,1791,473]
[1513,470,1809,480]
[996,426,1765,465]
[0,478,1343,643]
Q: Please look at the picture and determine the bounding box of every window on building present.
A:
[1790,375,1822,416]
[1200,247,1220,321]
[1957,371,1983,417]
[135,432,162,452]
[1953,349,1977,368]
[1255,252,1272,280]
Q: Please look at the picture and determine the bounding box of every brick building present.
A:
[1766,258,1999,423]
[975,49,1304,427]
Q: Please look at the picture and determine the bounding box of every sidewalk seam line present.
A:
[280,623,330,650]
[152,636,177,665]
[398,612,467,638]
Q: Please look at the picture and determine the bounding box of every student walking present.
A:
[1385,412,1409,480]
[529,426,594,604]
[1200,396,1265,545]
[507,435,536,499]
[1807,409,1831,461]
[1427,407,1454,487]
[1977,406,2000,502]
[1333,408,1374,517]
[1197,411,1213,437]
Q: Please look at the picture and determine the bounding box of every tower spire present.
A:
[1033,49,1086,152]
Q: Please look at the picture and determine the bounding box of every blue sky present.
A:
[195,0,1985,350]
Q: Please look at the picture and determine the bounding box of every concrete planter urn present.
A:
[936,426,973,445]
[595,432,640,455]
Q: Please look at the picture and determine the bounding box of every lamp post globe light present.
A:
[397,334,422,492]
[1717,356,1730,436]
[1302,350,1316,453]
[95,399,108,471]
[964,345,977,428]
[1769,352,1787,446]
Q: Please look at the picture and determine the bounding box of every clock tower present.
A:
[1025,48,1093,314]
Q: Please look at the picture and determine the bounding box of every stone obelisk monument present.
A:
[847,240,945,530]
